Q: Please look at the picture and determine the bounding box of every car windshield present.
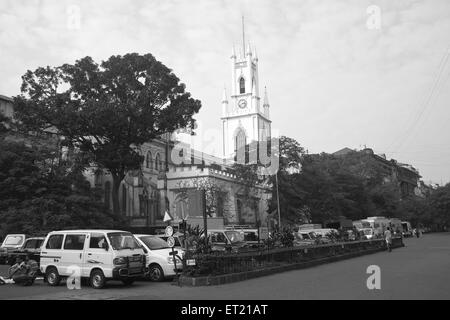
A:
[140,236,170,250]
[3,236,24,246]
[107,232,140,250]
[225,231,244,244]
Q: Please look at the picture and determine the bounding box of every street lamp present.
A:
[275,171,281,230]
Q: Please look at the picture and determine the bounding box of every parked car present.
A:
[225,226,264,248]
[156,232,185,250]
[6,237,45,265]
[236,229,264,248]
[304,228,339,244]
[135,234,183,282]
[40,230,146,289]
[359,228,375,240]
[293,231,316,246]
[206,229,248,253]
[344,230,357,241]
[0,234,27,264]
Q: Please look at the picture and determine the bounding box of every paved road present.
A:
[1,232,449,300]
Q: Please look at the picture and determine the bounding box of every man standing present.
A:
[384,227,392,252]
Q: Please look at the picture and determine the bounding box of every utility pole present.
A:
[164,132,170,217]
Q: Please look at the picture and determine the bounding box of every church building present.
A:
[1,24,276,234]
[87,25,276,233]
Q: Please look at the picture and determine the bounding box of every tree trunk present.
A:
[111,174,123,216]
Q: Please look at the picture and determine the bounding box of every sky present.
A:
[0,0,449,185]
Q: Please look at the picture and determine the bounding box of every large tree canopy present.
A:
[0,139,117,236]
[14,53,201,214]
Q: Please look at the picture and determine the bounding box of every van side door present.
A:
[60,234,87,276]
[82,233,112,278]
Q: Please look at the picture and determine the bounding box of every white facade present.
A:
[221,42,272,159]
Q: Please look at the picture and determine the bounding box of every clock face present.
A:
[238,99,247,109]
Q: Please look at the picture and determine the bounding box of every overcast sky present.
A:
[1,0,449,184]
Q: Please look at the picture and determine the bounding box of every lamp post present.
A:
[163,132,170,219]
[275,171,281,230]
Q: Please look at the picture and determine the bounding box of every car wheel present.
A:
[122,279,135,286]
[46,267,61,286]
[148,264,164,282]
[90,270,106,289]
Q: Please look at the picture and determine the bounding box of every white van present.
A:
[40,230,146,289]
[134,234,183,282]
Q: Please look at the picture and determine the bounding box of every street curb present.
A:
[178,243,404,287]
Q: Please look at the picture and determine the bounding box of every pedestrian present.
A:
[384,227,392,252]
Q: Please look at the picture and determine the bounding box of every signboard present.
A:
[186,259,196,266]
[187,217,224,230]
[259,227,269,240]
[166,236,176,248]
[165,226,174,237]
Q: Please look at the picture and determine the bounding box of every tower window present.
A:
[155,153,160,171]
[235,129,247,154]
[239,77,245,94]
[146,151,152,169]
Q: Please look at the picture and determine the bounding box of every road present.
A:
[0,232,449,300]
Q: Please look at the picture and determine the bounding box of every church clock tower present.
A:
[222,18,271,159]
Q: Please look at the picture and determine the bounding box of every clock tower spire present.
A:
[221,18,272,160]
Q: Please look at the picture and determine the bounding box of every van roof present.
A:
[48,229,129,234]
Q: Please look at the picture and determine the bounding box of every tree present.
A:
[267,136,306,225]
[426,184,450,229]
[192,177,229,218]
[0,113,9,135]
[0,139,117,236]
[14,53,201,215]
[278,136,304,172]
[232,162,266,225]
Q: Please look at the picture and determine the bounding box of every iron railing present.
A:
[182,237,403,276]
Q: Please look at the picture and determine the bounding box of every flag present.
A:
[163,210,173,222]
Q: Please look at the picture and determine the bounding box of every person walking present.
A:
[384,227,392,252]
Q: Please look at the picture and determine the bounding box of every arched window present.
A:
[104,181,111,209]
[234,128,246,154]
[155,154,160,171]
[146,151,152,169]
[239,77,245,94]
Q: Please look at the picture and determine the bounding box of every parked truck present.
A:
[362,217,390,238]
[401,221,413,237]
